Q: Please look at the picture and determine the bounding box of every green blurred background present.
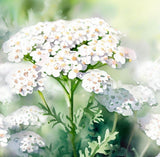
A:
[0,0,160,156]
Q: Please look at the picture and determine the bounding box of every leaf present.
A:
[79,129,118,157]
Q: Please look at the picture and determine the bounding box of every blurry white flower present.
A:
[0,128,10,147]
[0,86,15,104]
[156,153,160,157]
[136,61,160,91]
[0,63,18,103]
[96,88,139,116]
[138,114,160,146]
[8,64,45,96]
[122,84,157,106]
[82,69,112,94]
[8,131,45,154]
[0,114,4,129]
[4,106,47,130]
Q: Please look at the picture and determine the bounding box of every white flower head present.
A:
[3,18,136,80]
[0,114,4,128]
[0,128,10,147]
[4,106,47,130]
[122,84,157,106]
[8,64,45,96]
[82,69,112,94]
[8,131,45,154]
[138,114,160,146]
[136,61,160,91]
[96,88,139,116]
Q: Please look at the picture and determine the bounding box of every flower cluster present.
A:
[81,69,112,93]
[4,106,47,130]
[96,88,139,116]
[8,131,45,154]
[0,63,18,103]
[3,18,136,81]
[156,153,160,157]
[136,61,160,91]
[8,64,45,96]
[0,129,10,147]
[138,113,160,145]
[0,114,10,147]
[122,84,157,106]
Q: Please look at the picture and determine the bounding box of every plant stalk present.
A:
[112,113,118,133]
[139,140,150,157]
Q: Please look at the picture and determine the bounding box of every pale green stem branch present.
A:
[140,140,150,157]
[112,113,118,133]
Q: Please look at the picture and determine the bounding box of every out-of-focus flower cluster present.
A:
[0,114,10,147]
[136,61,160,92]
[0,63,18,104]
[2,18,136,96]
[4,106,47,130]
[122,84,157,106]
[138,113,160,145]
[8,131,45,155]
[95,83,157,116]
[0,106,46,155]
[96,88,139,116]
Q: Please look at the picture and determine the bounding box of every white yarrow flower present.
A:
[96,88,139,116]
[4,106,47,130]
[82,69,112,94]
[138,114,160,146]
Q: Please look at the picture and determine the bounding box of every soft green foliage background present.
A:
[0,0,160,156]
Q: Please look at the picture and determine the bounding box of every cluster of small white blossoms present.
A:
[0,114,10,147]
[81,69,112,93]
[96,88,139,116]
[9,131,45,154]
[4,106,47,130]
[138,113,160,145]
[3,18,136,82]
[0,63,19,103]
[8,64,45,96]
[136,61,160,91]
[156,153,160,157]
[122,84,157,106]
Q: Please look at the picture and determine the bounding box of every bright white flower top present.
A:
[138,113,160,146]
[0,114,4,128]
[96,88,139,116]
[122,84,157,106]
[136,61,160,91]
[156,153,160,157]
[82,69,112,94]
[0,115,10,147]
[4,106,47,130]
[0,128,10,147]
[0,86,15,104]
[3,18,136,80]
[8,64,45,96]
[9,131,45,154]
[0,63,19,103]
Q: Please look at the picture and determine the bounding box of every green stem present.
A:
[139,140,150,157]
[38,90,69,131]
[38,90,51,112]
[112,113,118,133]
[69,80,78,157]
[54,78,78,157]
[54,77,70,97]
[126,124,136,156]
[109,113,118,157]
